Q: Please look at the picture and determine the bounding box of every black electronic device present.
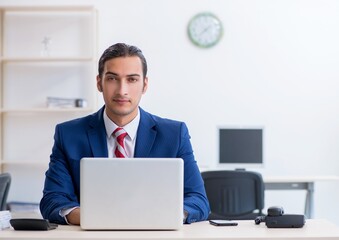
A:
[209,220,238,226]
[10,218,58,231]
[255,206,305,228]
[219,128,263,169]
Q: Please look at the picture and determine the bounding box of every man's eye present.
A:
[107,76,115,81]
[129,78,138,82]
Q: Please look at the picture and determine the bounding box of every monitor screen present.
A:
[219,128,263,168]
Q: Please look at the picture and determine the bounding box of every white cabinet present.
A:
[0,6,97,203]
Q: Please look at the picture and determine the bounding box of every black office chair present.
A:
[201,170,265,220]
[0,172,11,210]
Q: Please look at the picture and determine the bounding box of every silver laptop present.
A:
[80,158,183,230]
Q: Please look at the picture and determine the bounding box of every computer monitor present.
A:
[219,127,264,169]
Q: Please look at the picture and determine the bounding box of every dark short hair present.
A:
[98,43,147,79]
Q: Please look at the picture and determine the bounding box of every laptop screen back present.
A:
[80,158,183,230]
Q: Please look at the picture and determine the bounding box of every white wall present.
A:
[2,0,339,225]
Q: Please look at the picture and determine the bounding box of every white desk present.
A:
[264,175,339,219]
[1,219,339,240]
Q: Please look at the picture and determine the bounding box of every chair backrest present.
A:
[201,170,264,220]
[0,173,11,211]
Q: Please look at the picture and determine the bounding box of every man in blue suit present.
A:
[40,43,210,225]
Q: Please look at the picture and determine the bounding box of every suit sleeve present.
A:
[39,124,80,224]
[179,123,210,223]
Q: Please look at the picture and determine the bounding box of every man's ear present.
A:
[97,75,103,92]
[142,77,148,94]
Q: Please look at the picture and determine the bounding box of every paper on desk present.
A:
[0,210,11,230]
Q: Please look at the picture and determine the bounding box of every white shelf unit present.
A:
[0,6,97,203]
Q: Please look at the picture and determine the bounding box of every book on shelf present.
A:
[46,97,88,108]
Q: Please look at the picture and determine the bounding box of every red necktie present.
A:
[113,127,128,158]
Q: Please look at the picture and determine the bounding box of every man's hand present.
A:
[66,207,80,225]
[183,210,188,223]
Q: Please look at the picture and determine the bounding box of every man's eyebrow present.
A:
[105,72,141,77]
[105,72,118,76]
[126,74,141,77]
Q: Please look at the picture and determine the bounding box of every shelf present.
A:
[1,160,48,166]
[0,107,95,113]
[2,6,96,12]
[2,8,96,59]
[1,57,95,62]
[0,5,97,203]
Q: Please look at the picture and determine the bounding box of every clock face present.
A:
[188,12,223,48]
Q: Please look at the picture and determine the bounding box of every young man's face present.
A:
[97,56,148,126]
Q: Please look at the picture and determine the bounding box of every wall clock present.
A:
[187,12,223,48]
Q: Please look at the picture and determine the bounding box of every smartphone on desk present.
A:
[209,220,238,226]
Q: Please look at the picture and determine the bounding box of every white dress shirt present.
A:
[103,108,140,158]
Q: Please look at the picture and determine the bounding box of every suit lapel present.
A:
[134,108,157,157]
[87,107,108,157]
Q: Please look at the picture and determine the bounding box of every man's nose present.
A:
[117,80,128,95]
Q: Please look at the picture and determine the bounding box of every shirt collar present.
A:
[103,108,140,141]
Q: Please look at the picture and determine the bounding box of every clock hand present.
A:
[198,26,211,36]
